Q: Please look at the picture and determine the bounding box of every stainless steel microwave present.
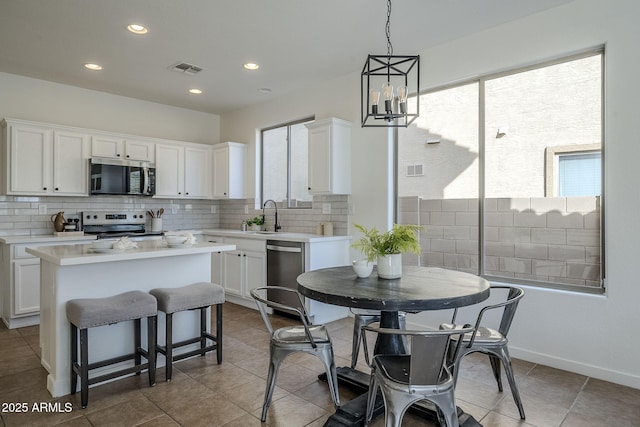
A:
[89,158,156,196]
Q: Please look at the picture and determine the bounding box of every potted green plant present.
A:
[352,223,422,279]
[246,216,265,231]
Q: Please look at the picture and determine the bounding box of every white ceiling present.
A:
[0,0,574,115]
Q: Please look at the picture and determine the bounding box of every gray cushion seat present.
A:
[66,290,157,328]
[149,282,225,382]
[150,282,224,313]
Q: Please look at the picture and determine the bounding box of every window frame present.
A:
[260,116,314,208]
[395,48,605,293]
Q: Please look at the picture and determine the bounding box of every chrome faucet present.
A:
[262,199,282,232]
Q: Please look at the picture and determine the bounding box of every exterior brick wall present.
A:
[398,196,601,289]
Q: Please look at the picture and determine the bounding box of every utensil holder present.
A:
[151,218,162,232]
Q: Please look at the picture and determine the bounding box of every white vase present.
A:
[377,253,402,279]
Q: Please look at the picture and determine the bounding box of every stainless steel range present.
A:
[81,211,161,239]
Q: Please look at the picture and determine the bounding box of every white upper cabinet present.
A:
[212,142,246,199]
[53,130,89,195]
[305,117,351,195]
[91,136,154,162]
[1,120,88,196]
[155,143,212,199]
[184,146,211,198]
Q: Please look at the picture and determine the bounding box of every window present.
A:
[398,50,603,293]
[261,118,314,207]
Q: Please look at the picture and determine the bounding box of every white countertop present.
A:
[201,229,352,243]
[0,234,97,244]
[26,241,235,266]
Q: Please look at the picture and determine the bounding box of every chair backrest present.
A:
[496,286,524,336]
[250,286,319,347]
[363,325,475,387]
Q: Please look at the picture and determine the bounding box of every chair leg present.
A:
[70,324,78,395]
[216,303,223,364]
[498,347,525,420]
[489,354,503,392]
[261,348,283,422]
[79,328,89,409]
[199,307,207,356]
[350,315,364,369]
[147,315,157,386]
[319,348,341,408]
[365,370,378,426]
[431,390,459,427]
[165,312,173,382]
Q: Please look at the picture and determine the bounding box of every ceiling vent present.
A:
[169,62,203,75]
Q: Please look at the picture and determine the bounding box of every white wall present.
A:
[0,72,220,144]
[222,0,640,389]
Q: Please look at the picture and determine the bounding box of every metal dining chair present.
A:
[350,309,407,368]
[440,285,526,420]
[362,324,475,427]
[250,286,340,422]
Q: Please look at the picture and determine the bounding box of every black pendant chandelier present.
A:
[361,0,420,128]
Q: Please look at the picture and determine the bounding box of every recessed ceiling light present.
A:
[84,63,102,71]
[127,24,148,35]
[189,88,203,94]
[243,63,259,70]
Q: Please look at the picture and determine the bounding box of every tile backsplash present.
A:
[0,194,350,237]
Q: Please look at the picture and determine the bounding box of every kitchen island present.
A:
[26,240,235,398]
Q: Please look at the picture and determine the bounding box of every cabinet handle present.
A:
[126,155,130,158]
[237,254,241,257]
[186,192,189,195]
[117,153,121,157]
[43,187,47,190]
[178,192,182,195]
[308,187,311,190]
[54,187,59,191]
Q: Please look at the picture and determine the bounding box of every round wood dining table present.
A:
[297,265,490,426]
[297,265,490,354]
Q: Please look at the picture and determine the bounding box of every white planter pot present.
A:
[377,254,402,279]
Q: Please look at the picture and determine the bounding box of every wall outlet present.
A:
[244,205,249,214]
[39,204,47,215]
[171,204,178,214]
[322,203,331,214]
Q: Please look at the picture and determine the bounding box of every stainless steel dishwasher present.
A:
[266,240,305,316]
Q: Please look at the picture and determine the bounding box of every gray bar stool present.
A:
[149,282,225,381]
[66,290,158,409]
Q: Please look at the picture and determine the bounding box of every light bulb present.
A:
[382,82,394,114]
[370,89,380,115]
[398,85,408,114]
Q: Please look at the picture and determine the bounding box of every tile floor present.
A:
[1,303,639,426]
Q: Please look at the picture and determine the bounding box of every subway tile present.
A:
[455,240,479,255]
[532,260,567,277]
[431,239,456,253]
[430,211,456,226]
[420,198,442,212]
[443,225,470,240]
[485,212,513,227]
[499,227,531,243]
[567,229,600,246]
[484,242,515,257]
[456,212,478,226]
[397,196,419,212]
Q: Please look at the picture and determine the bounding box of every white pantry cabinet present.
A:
[212,142,246,199]
[1,120,89,196]
[305,117,351,195]
[155,143,211,199]
[91,135,155,162]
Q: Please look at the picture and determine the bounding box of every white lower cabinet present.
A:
[1,239,93,328]
[204,235,266,307]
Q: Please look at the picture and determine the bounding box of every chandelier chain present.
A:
[385,0,393,57]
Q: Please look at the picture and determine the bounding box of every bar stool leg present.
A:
[148,315,157,386]
[165,313,173,382]
[134,318,142,372]
[70,324,78,395]
[216,303,223,364]
[80,328,89,409]
[200,307,207,356]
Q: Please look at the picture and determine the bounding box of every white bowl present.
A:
[165,235,188,245]
[352,259,373,278]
